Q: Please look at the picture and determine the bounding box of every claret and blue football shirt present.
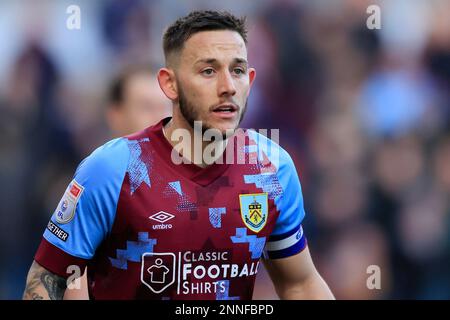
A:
[35,117,308,300]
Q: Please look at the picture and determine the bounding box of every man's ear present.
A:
[157,68,178,101]
[247,68,256,97]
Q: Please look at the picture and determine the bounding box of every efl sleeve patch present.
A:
[53,179,84,224]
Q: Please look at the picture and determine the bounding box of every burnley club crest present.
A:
[239,193,268,233]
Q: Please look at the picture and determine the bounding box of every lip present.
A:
[210,103,239,119]
[211,103,238,112]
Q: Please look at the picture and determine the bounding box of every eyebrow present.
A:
[194,58,248,66]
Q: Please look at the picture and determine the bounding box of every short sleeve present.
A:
[34,138,129,277]
[263,150,307,259]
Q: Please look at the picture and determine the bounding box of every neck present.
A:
[163,112,229,168]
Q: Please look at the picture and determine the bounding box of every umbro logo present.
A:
[149,211,175,223]
[149,211,175,230]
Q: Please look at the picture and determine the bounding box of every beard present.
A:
[177,82,248,139]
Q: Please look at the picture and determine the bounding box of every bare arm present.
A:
[23,260,67,300]
[263,246,335,300]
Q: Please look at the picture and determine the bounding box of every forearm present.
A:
[278,272,335,300]
[23,260,67,300]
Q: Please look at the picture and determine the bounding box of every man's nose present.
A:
[217,70,237,97]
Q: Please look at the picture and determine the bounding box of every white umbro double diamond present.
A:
[149,211,175,223]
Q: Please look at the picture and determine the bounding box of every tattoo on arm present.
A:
[23,261,67,300]
[40,271,67,300]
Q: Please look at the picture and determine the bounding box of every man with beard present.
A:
[23,10,334,300]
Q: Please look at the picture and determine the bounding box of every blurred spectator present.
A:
[106,66,171,137]
[0,41,79,299]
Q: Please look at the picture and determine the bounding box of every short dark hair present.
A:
[108,65,154,107]
[163,10,247,63]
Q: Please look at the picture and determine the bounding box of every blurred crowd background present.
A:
[1,0,450,300]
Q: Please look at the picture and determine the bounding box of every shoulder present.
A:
[74,137,130,187]
[246,129,296,174]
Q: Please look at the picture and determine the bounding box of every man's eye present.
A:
[234,68,245,75]
[201,69,215,75]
